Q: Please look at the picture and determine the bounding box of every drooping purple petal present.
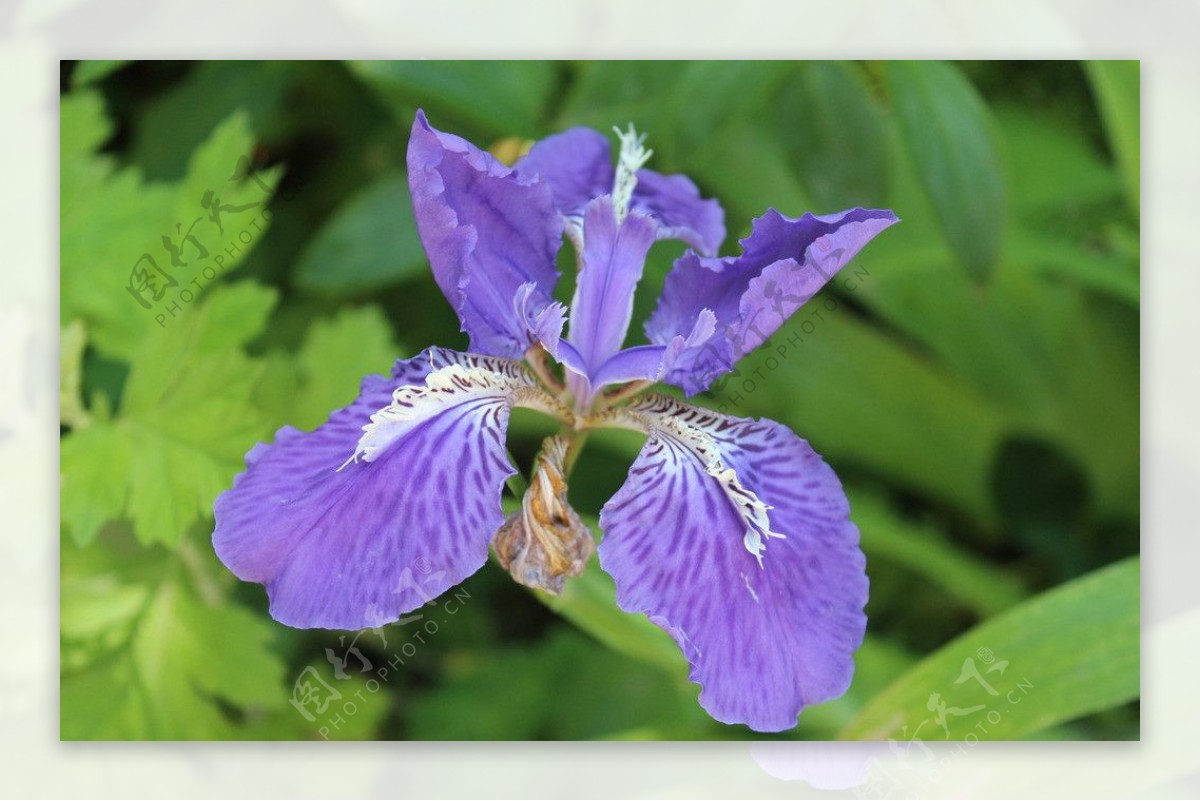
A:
[407,110,564,359]
[598,395,868,732]
[646,207,899,395]
[515,128,726,256]
[213,347,533,629]
[567,197,658,375]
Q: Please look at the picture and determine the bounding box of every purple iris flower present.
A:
[213,110,898,732]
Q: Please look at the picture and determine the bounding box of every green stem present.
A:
[562,427,590,478]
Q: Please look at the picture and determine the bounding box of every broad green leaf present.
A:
[839,557,1138,740]
[776,61,890,209]
[61,533,288,740]
[60,283,277,547]
[1084,61,1140,214]
[885,60,1006,282]
[349,60,557,138]
[61,111,280,360]
[294,173,426,296]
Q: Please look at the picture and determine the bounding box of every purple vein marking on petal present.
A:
[596,394,867,731]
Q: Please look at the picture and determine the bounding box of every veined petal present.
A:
[407,110,564,359]
[596,395,868,731]
[213,347,566,629]
[646,207,899,395]
[515,128,726,255]
[567,197,658,376]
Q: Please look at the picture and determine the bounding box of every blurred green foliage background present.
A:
[59,60,1139,741]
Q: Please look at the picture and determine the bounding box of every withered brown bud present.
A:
[493,436,593,594]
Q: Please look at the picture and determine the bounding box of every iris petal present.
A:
[213,347,551,629]
[516,128,726,255]
[407,111,564,359]
[646,207,899,395]
[567,196,658,375]
[597,395,868,731]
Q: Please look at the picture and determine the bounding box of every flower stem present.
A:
[524,346,564,393]
[562,427,590,477]
[600,379,654,409]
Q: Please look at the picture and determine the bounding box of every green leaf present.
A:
[885,60,1006,282]
[60,284,278,547]
[61,533,289,740]
[776,61,890,209]
[61,424,135,547]
[348,60,557,137]
[294,173,427,296]
[1084,61,1140,215]
[839,557,1138,740]
[61,110,280,360]
[258,305,400,431]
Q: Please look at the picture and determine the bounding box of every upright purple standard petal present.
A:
[646,207,899,395]
[597,395,868,732]
[213,348,539,629]
[567,197,658,375]
[407,111,564,359]
[516,128,726,256]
